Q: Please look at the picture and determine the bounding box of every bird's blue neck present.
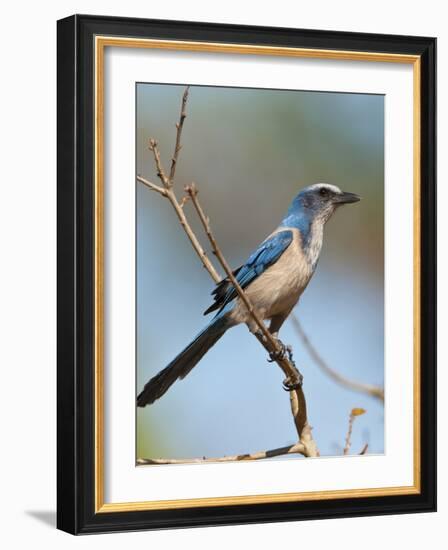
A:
[279,204,314,249]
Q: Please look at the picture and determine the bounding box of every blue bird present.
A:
[137,183,360,406]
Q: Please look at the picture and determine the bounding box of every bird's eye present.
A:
[319,188,329,197]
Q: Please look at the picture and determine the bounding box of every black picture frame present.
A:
[57,14,436,535]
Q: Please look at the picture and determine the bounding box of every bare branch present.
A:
[140,177,219,279]
[139,148,213,292]
[343,413,355,455]
[137,442,306,465]
[289,385,318,456]
[290,313,384,403]
[136,175,167,196]
[148,139,170,187]
[343,408,366,455]
[169,86,190,184]
[165,187,221,282]
[139,98,221,283]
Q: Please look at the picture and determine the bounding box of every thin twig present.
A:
[343,414,355,455]
[148,139,170,187]
[137,442,306,465]
[169,86,190,183]
[343,408,366,455]
[136,175,167,196]
[290,313,384,403]
[146,140,220,281]
[165,188,221,281]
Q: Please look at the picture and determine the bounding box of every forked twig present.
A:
[136,174,167,196]
[169,86,190,183]
[137,158,220,283]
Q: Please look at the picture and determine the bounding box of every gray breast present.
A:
[238,228,314,320]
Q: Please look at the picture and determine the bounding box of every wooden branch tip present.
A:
[169,85,190,183]
[185,182,198,197]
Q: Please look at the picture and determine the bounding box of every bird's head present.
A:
[289,183,360,225]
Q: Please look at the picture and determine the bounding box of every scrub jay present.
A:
[137,183,360,407]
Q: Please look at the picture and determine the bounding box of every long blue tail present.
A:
[137,314,230,406]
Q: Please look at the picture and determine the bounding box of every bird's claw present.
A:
[268,341,288,362]
[282,372,304,391]
[266,340,304,390]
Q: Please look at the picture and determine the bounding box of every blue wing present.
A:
[204,230,294,315]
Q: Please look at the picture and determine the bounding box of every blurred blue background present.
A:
[136,84,384,460]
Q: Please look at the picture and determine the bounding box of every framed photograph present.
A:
[57,14,436,534]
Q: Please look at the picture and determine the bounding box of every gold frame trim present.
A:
[94,36,421,513]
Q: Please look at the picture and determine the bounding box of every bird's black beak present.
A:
[334,191,361,204]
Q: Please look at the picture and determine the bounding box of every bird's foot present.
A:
[268,340,295,363]
[264,338,304,390]
[282,370,304,391]
[282,346,304,390]
[268,340,288,362]
[268,343,304,390]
